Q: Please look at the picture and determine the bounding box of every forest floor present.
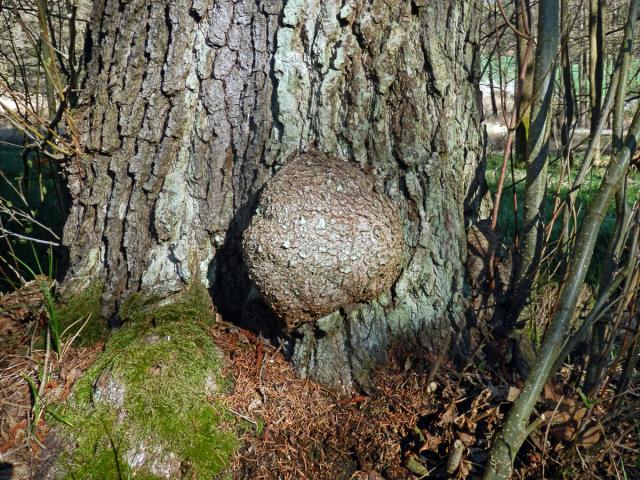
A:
[1,280,638,479]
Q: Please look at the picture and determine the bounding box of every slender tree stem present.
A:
[509,0,560,327]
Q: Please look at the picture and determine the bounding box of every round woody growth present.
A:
[242,151,404,329]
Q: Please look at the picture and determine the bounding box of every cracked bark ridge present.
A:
[243,151,403,329]
[61,0,283,314]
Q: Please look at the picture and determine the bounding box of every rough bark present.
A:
[62,0,484,391]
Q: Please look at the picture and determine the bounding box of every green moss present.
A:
[56,282,107,346]
[52,281,214,349]
[119,282,214,327]
[51,320,238,479]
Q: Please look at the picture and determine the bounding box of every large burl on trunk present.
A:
[242,151,404,329]
[62,0,485,390]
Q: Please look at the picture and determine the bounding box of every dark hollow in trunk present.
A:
[62,0,485,391]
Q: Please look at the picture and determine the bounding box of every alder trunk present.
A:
[62,0,484,390]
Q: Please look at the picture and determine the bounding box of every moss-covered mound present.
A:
[45,320,237,479]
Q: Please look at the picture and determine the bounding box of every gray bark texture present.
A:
[62,0,485,391]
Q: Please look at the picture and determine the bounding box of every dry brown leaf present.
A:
[457,459,472,479]
[458,431,476,447]
[0,316,17,335]
[543,382,562,406]
[506,386,520,402]
[573,407,587,422]
[419,432,444,453]
[367,470,385,480]
[439,401,457,427]
[577,425,602,448]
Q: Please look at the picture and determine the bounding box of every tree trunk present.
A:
[580,25,589,128]
[61,0,484,391]
[560,0,576,164]
[585,0,638,392]
[589,0,605,161]
[510,0,560,328]
[488,60,499,118]
[515,0,534,163]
